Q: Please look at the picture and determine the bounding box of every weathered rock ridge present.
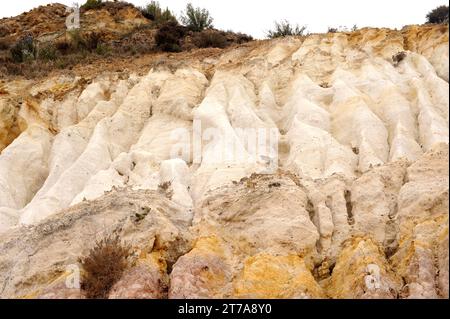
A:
[0,24,448,299]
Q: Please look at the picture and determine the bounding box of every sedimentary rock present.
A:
[0,24,448,299]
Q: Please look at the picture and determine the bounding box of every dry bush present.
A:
[392,51,407,66]
[54,39,71,55]
[158,181,171,191]
[193,31,228,48]
[235,33,253,44]
[79,234,131,299]
[155,21,186,52]
[0,25,10,38]
[83,32,102,51]
[52,31,105,56]
[67,30,103,52]
[158,181,173,199]
[0,38,11,50]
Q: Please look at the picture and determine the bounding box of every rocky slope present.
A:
[0,3,251,79]
[0,23,448,299]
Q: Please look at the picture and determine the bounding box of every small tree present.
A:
[426,5,449,24]
[180,3,213,32]
[140,1,177,24]
[160,8,177,23]
[266,20,307,38]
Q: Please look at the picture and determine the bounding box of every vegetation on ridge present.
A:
[0,1,252,77]
[180,3,214,32]
[81,0,103,11]
[266,20,307,38]
[426,5,449,24]
[0,1,446,77]
[139,1,177,25]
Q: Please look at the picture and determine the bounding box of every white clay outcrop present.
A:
[0,24,448,299]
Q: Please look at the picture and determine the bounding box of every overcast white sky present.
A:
[1,0,448,38]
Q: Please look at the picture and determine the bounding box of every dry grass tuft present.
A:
[79,234,131,299]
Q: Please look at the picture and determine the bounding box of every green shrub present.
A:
[95,43,111,56]
[140,1,177,24]
[10,35,36,62]
[81,0,103,11]
[140,1,159,19]
[426,5,449,24]
[180,3,213,32]
[266,20,307,38]
[327,27,338,33]
[79,234,131,299]
[155,21,186,52]
[38,43,57,61]
[159,8,177,24]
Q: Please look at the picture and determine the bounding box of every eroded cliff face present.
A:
[0,24,448,299]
